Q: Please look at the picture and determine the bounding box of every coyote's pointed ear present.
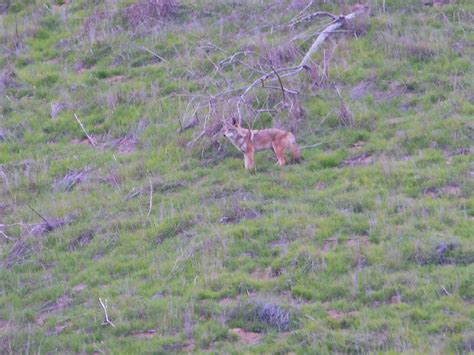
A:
[231,117,240,127]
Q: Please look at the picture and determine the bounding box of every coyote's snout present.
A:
[222,118,300,170]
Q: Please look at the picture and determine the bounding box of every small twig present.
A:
[73,113,97,147]
[271,66,286,102]
[43,4,53,14]
[300,142,323,150]
[98,298,116,328]
[263,86,299,95]
[147,178,153,217]
[140,45,168,63]
[286,11,337,28]
[441,286,451,296]
[334,85,343,102]
[26,203,50,225]
[0,230,14,241]
[0,223,31,229]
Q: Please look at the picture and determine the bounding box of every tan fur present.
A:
[223,119,300,170]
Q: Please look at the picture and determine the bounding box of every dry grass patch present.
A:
[231,328,263,345]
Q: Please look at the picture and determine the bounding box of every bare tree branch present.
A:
[26,203,50,225]
[185,5,368,145]
[140,45,168,63]
[300,5,368,67]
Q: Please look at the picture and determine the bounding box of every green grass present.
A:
[1,0,473,353]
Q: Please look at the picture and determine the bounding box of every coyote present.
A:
[222,118,300,170]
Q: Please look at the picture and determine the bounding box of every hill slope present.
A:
[1,0,473,353]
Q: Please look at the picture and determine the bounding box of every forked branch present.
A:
[237,5,368,111]
[99,297,116,328]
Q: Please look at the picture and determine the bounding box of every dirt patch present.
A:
[70,137,95,145]
[131,329,158,339]
[182,340,195,352]
[327,309,358,321]
[211,188,249,200]
[68,230,94,251]
[74,59,95,73]
[424,187,439,198]
[219,205,260,224]
[268,239,289,257]
[105,75,127,83]
[374,82,407,102]
[219,297,236,305]
[322,237,338,252]
[341,152,373,167]
[314,182,328,190]
[152,180,187,193]
[2,241,34,268]
[231,328,263,345]
[0,319,14,334]
[442,185,462,197]
[350,141,366,153]
[425,185,462,198]
[124,0,178,27]
[36,295,72,326]
[46,321,71,336]
[114,136,139,154]
[390,294,402,304]
[269,238,289,249]
[99,174,122,188]
[346,235,369,248]
[351,77,376,100]
[53,167,92,192]
[280,291,312,305]
[72,283,88,293]
[0,69,19,94]
[252,267,276,281]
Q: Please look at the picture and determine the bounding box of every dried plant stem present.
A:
[99,298,115,328]
[147,178,153,216]
[74,113,96,147]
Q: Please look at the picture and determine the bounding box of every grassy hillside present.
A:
[1,0,473,353]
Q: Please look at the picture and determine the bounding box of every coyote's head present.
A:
[222,117,240,139]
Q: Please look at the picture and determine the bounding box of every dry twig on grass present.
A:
[147,178,153,216]
[0,230,14,241]
[73,113,96,147]
[99,298,116,328]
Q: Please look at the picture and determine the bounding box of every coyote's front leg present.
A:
[244,149,254,170]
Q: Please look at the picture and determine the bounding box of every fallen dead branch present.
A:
[186,5,369,145]
[99,297,116,328]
